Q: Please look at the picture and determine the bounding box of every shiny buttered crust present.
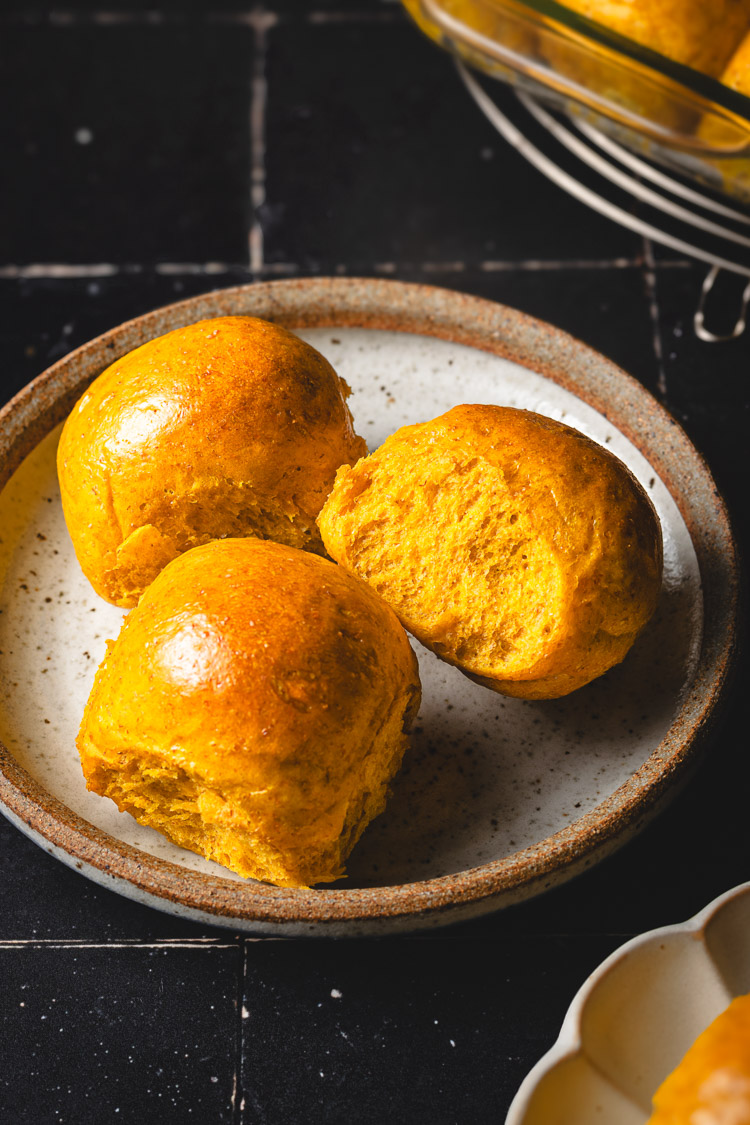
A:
[559,0,750,77]
[57,316,367,607]
[77,538,421,888]
[318,405,663,699]
[719,28,750,94]
[648,994,750,1125]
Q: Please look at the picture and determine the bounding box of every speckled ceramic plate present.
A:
[0,278,738,936]
[506,881,750,1124]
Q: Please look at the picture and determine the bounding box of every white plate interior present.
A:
[507,883,750,1125]
[0,326,702,888]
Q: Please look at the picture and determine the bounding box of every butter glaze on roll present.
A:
[558,0,750,78]
[77,538,421,888]
[57,316,367,607]
[318,405,663,700]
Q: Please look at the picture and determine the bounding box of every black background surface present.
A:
[1,3,748,1123]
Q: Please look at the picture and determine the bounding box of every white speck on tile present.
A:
[449,1039,456,1047]
[242,1006,249,1018]
[74,127,93,145]
[330,988,342,999]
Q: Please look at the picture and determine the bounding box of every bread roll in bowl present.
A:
[57,316,367,607]
[318,405,663,700]
[648,994,750,1124]
[77,538,421,888]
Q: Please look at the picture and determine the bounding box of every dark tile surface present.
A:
[1,2,749,1123]
[0,814,230,941]
[263,17,644,269]
[0,944,240,1124]
[0,22,251,264]
[241,935,613,1125]
[651,262,750,551]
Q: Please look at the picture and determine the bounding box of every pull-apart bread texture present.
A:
[318,405,663,700]
[76,538,421,888]
[57,316,367,607]
[648,993,750,1125]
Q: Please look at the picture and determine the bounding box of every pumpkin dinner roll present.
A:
[717,28,750,96]
[542,0,750,135]
[318,405,663,700]
[557,0,750,78]
[648,993,750,1125]
[57,316,367,607]
[77,538,421,888]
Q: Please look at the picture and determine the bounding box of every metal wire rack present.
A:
[458,61,750,342]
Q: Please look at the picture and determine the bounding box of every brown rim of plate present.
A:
[0,277,739,930]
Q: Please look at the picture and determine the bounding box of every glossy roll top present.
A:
[58,315,367,607]
[77,538,421,888]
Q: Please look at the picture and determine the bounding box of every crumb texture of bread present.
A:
[318,405,663,700]
[76,538,421,888]
[57,316,368,607]
[647,994,750,1125]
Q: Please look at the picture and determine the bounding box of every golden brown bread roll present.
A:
[77,538,421,888]
[648,994,750,1124]
[693,31,750,189]
[718,28,750,94]
[558,1,750,78]
[535,0,750,136]
[318,405,662,700]
[57,316,367,607]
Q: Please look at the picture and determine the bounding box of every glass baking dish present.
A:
[403,0,750,203]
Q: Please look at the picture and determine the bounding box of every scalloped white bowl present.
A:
[507,882,750,1125]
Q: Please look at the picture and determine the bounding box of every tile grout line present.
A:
[239,937,255,1123]
[0,8,401,27]
[232,935,245,1125]
[0,939,242,949]
[247,9,276,277]
[0,259,694,280]
[642,236,668,398]
[307,9,404,23]
[0,932,645,946]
